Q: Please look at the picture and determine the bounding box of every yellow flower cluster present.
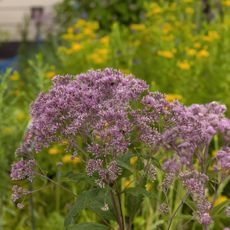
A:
[9,71,20,81]
[165,94,183,102]
[157,50,174,59]
[177,60,191,70]
[87,48,109,64]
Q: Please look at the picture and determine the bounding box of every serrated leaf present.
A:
[65,188,116,227]
[67,223,110,230]
[65,189,100,226]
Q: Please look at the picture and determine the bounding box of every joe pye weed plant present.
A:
[11,68,230,229]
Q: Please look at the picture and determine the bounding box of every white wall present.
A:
[0,0,61,41]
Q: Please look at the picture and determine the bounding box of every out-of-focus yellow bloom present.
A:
[100,36,109,45]
[197,49,209,58]
[88,48,109,64]
[83,28,95,38]
[194,42,201,48]
[48,146,60,155]
[130,156,138,166]
[223,0,230,6]
[9,71,20,81]
[202,31,219,42]
[46,71,56,79]
[16,110,27,121]
[123,179,133,188]
[145,182,153,192]
[148,3,163,16]
[62,154,81,164]
[62,33,75,41]
[186,48,196,56]
[169,3,177,10]
[71,43,82,52]
[88,54,105,64]
[3,127,14,135]
[214,196,228,206]
[87,21,99,30]
[185,7,194,14]
[157,50,174,59]
[177,60,191,70]
[130,23,146,31]
[74,19,87,28]
[162,23,172,34]
[67,27,74,34]
[212,150,218,157]
[96,48,109,56]
[165,94,183,102]
[61,139,69,145]
[183,0,193,3]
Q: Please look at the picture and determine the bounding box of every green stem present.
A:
[167,192,190,230]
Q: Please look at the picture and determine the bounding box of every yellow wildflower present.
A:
[123,179,133,188]
[197,49,209,58]
[185,7,194,14]
[61,139,69,145]
[169,3,177,11]
[162,23,172,34]
[9,71,20,81]
[223,0,230,6]
[67,27,74,34]
[74,19,87,28]
[46,71,56,79]
[212,150,218,157]
[145,182,153,192]
[96,48,109,56]
[48,146,60,155]
[165,94,183,102]
[87,21,99,30]
[62,154,81,164]
[83,28,95,37]
[130,23,146,31]
[214,196,228,207]
[16,110,27,121]
[194,42,201,48]
[148,3,163,16]
[177,60,191,70]
[100,36,109,45]
[71,43,82,52]
[62,33,75,41]
[157,50,174,59]
[186,48,196,56]
[130,156,138,166]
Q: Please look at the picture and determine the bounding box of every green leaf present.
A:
[65,172,94,184]
[67,223,110,230]
[65,188,116,227]
[64,191,89,227]
[117,160,134,172]
[125,187,148,221]
[125,187,150,197]
[150,157,161,169]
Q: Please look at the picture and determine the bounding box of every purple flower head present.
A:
[216,147,230,172]
[10,159,35,181]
